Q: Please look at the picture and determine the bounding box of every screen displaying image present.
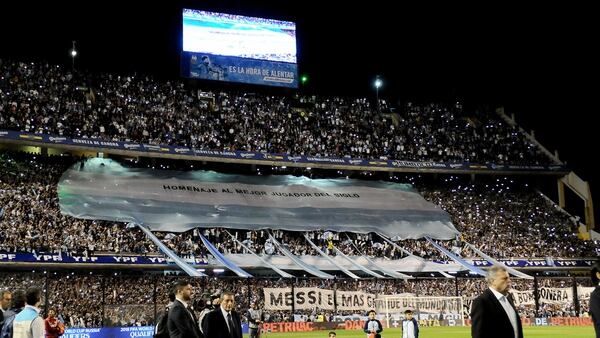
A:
[183,9,297,63]
[181,9,298,88]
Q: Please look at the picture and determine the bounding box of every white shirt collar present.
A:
[221,305,231,318]
[176,297,189,309]
[489,287,519,338]
[489,287,508,300]
[221,306,233,331]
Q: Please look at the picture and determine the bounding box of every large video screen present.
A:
[181,9,298,88]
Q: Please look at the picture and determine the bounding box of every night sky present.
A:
[1,1,598,219]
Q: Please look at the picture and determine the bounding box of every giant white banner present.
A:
[263,287,464,314]
[263,286,579,314]
[59,158,457,238]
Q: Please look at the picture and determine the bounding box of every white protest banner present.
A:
[577,286,595,300]
[264,287,335,311]
[509,290,535,306]
[538,287,573,305]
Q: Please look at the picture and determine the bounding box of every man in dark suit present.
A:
[590,260,600,338]
[202,291,242,338]
[167,280,203,338]
[471,265,523,338]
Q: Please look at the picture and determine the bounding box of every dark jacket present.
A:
[590,285,600,338]
[0,307,24,338]
[363,318,383,337]
[470,288,523,338]
[202,307,242,338]
[167,299,203,338]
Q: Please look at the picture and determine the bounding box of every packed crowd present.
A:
[419,175,596,259]
[0,273,593,329]
[1,152,597,260]
[0,59,554,165]
[0,57,596,334]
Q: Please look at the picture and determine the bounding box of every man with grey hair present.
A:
[0,290,12,328]
[202,291,242,338]
[0,290,10,328]
[0,290,11,314]
[471,265,523,338]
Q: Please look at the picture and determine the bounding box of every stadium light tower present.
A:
[70,41,77,71]
[374,75,382,112]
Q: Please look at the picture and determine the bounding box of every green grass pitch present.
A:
[248,326,594,338]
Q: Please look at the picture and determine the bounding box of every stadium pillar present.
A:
[414,276,421,321]
[585,199,595,230]
[533,275,539,317]
[44,272,49,315]
[557,179,566,209]
[333,277,337,314]
[454,276,459,297]
[291,278,296,316]
[572,277,580,316]
[153,276,158,323]
[246,277,251,313]
[559,173,595,229]
[101,275,106,325]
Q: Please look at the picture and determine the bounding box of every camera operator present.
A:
[198,296,216,334]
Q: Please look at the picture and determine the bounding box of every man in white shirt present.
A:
[470,265,523,338]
